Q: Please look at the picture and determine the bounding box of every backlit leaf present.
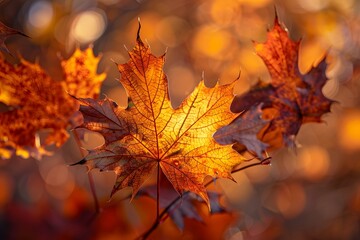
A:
[231,15,334,148]
[74,29,246,206]
[0,48,106,159]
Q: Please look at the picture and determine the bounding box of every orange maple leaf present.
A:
[231,15,334,149]
[0,48,106,159]
[73,31,245,206]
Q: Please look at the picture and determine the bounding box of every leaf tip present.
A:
[273,6,279,24]
[137,17,142,42]
[110,185,118,199]
[235,70,241,81]
[199,192,211,211]
[110,57,118,65]
[261,156,272,165]
[69,158,86,166]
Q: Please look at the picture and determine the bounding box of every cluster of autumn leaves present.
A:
[0,48,105,159]
[0,16,333,218]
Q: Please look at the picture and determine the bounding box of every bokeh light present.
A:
[298,146,330,181]
[167,66,197,106]
[339,109,360,151]
[193,25,233,59]
[26,0,54,35]
[298,0,329,11]
[155,16,189,47]
[71,9,107,44]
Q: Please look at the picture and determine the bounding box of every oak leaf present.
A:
[231,15,334,148]
[73,31,246,206]
[0,48,106,159]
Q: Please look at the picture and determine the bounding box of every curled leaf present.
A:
[214,104,268,158]
[0,21,29,55]
[231,15,334,149]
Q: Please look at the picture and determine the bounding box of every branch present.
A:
[137,156,271,239]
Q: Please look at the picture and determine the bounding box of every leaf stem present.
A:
[157,163,160,221]
[72,130,100,215]
[137,157,271,239]
[87,169,100,214]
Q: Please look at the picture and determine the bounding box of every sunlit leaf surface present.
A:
[74,31,246,206]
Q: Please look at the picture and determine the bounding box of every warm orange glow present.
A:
[156,16,188,47]
[127,13,161,43]
[298,146,330,181]
[275,183,306,218]
[299,40,327,73]
[238,0,272,7]
[238,48,268,77]
[193,25,232,59]
[339,110,360,150]
[167,66,196,106]
[220,173,254,204]
[210,0,241,26]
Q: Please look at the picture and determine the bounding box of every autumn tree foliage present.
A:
[0,46,106,159]
[0,12,334,239]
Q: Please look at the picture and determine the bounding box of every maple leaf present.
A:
[0,48,106,159]
[231,15,334,148]
[214,104,268,157]
[138,176,225,231]
[73,30,246,206]
[0,21,29,55]
[61,48,106,99]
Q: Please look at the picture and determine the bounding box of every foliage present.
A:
[0,3,349,239]
[231,15,334,149]
[0,47,106,159]
[72,27,256,206]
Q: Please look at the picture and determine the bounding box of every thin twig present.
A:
[137,157,271,239]
[156,163,160,221]
[87,169,100,214]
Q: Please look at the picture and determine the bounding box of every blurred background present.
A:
[1,0,360,239]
